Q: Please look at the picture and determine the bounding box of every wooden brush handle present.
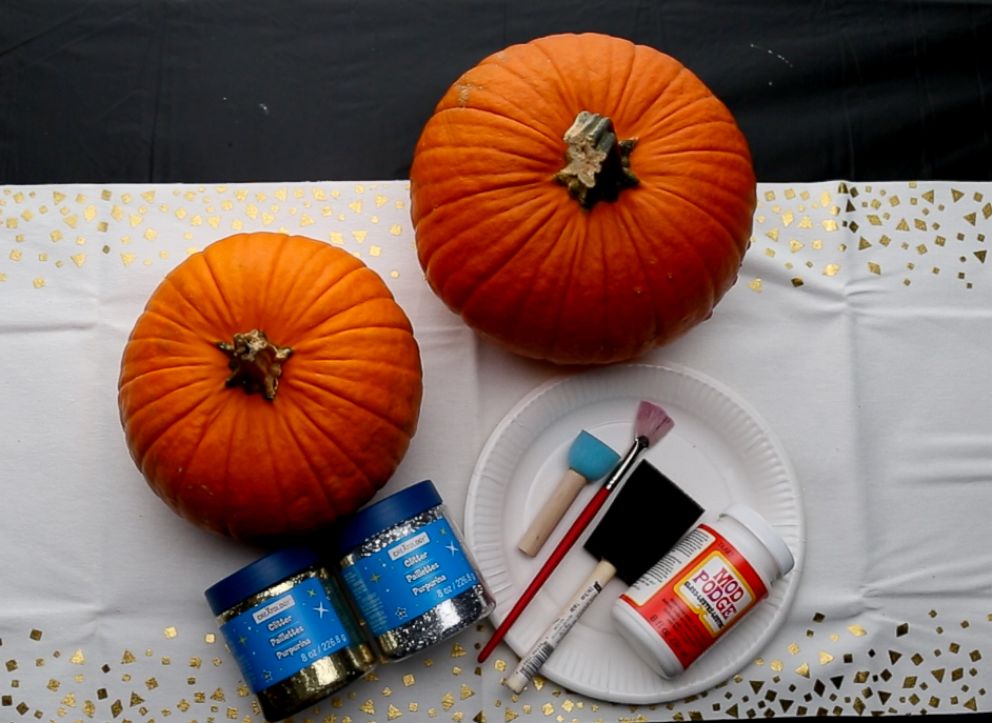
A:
[505,559,617,693]
[517,469,588,557]
[478,485,612,663]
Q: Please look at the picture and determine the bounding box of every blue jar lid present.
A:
[336,480,442,555]
[204,547,321,615]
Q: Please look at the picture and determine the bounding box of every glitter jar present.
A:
[336,480,495,660]
[205,548,376,722]
[611,504,795,678]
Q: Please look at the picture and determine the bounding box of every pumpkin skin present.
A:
[410,33,756,364]
[118,232,423,540]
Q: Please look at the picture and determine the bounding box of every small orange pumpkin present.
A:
[410,33,756,365]
[118,232,423,540]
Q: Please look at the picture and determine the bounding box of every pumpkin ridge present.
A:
[411,171,549,213]
[119,360,216,391]
[414,143,552,174]
[294,318,416,349]
[260,408,295,535]
[621,67,701,131]
[412,179,555,234]
[273,407,342,527]
[544,212,586,359]
[462,199,573,346]
[622,193,720,321]
[285,265,377,339]
[527,37,586,114]
[482,52,573,120]
[635,115,749,155]
[630,189,728,282]
[288,393,378,489]
[611,204,662,347]
[604,37,638,120]
[273,236,367,335]
[216,400,240,537]
[417,187,555,283]
[140,384,224,502]
[412,134,557,171]
[289,373,418,436]
[442,194,562,310]
[265,236,334,330]
[172,394,237,530]
[250,234,289,329]
[124,308,221,350]
[637,145,753,166]
[124,377,220,459]
[459,61,573,139]
[199,245,245,332]
[298,354,423,377]
[614,64,695,135]
[429,105,563,152]
[647,182,749,266]
[656,171,750,264]
[505,207,583,356]
[153,274,228,339]
[412,179,551,237]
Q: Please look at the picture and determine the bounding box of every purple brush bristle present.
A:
[634,401,674,446]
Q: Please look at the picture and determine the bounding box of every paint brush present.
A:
[504,460,703,693]
[478,400,674,663]
[517,430,621,557]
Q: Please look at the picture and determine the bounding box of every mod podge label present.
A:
[341,518,479,635]
[677,550,758,635]
[220,576,353,692]
[619,524,768,667]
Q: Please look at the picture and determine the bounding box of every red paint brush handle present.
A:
[478,485,611,663]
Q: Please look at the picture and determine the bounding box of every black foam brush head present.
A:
[583,460,703,584]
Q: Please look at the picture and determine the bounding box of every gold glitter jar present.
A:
[206,548,376,721]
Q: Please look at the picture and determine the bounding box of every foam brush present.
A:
[517,430,621,557]
[505,460,703,693]
[478,400,674,663]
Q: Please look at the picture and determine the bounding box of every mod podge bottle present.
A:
[611,504,795,677]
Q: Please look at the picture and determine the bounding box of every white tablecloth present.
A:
[1,180,990,720]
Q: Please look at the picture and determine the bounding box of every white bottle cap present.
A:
[721,504,795,577]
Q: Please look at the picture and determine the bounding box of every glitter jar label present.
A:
[220,576,353,692]
[336,480,495,660]
[340,516,479,635]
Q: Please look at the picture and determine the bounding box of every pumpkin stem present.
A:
[217,329,293,401]
[555,110,638,209]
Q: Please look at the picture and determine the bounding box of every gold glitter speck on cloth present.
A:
[0,182,415,292]
[747,182,991,293]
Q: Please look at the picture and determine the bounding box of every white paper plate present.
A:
[464,363,804,704]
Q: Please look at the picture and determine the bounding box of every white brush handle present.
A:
[504,559,617,694]
[517,469,588,557]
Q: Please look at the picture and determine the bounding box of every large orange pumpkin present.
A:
[118,232,423,540]
[410,33,756,364]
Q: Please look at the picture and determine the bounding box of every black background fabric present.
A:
[2,0,991,184]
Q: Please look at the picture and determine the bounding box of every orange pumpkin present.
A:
[410,33,756,364]
[118,232,423,540]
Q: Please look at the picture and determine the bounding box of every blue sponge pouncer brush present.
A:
[518,430,621,556]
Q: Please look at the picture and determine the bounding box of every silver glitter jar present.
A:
[336,480,495,661]
[205,548,376,722]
